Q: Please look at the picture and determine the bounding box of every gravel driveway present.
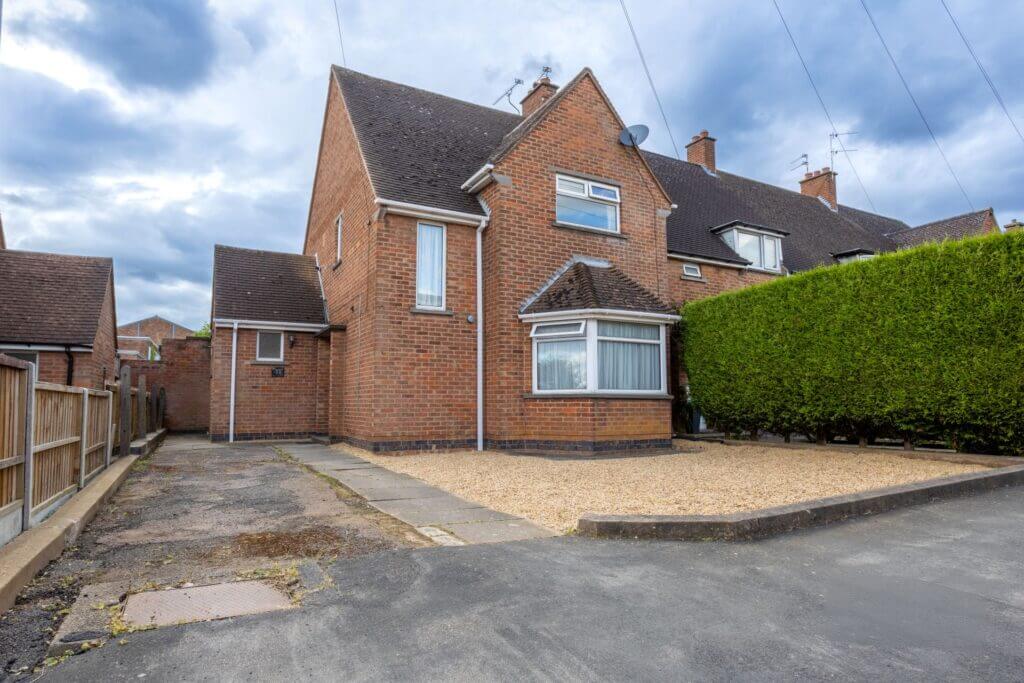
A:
[358,441,986,532]
[0,435,426,677]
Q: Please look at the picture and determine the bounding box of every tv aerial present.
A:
[789,153,809,173]
[619,124,650,147]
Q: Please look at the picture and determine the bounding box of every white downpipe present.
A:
[475,215,489,451]
[229,322,238,443]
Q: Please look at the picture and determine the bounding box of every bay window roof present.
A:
[521,261,674,316]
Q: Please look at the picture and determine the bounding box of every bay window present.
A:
[555,174,620,233]
[530,318,666,395]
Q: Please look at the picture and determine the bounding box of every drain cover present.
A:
[122,581,292,628]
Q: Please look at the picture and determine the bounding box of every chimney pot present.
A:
[685,129,717,174]
[799,166,838,209]
[520,76,558,118]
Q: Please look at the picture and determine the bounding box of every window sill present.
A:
[410,307,454,316]
[251,360,287,365]
[522,392,673,400]
[681,276,708,283]
[551,222,627,239]
[745,267,782,275]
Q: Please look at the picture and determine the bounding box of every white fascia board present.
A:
[518,308,680,324]
[0,343,92,352]
[667,253,749,270]
[375,198,487,226]
[212,318,326,332]
[460,163,495,192]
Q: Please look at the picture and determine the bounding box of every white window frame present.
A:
[555,173,621,233]
[530,317,667,396]
[837,252,875,264]
[335,212,343,263]
[681,262,702,279]
[415,222,447,311]
[719,227,783,273]
[255,330,284,362]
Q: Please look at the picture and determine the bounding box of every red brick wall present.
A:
[117,317,192,348]
[124,337,210,432]
[209,327,321,440]
[118,337,155,359]
[480,72,675,449]
[667,259,776,304]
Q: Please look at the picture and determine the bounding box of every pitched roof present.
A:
[522,261,673,315]
[887,208,996,247]
[118,315,193,334]
[0,249,113,346]
[212,245,326,325]
[332,66,520,217]
[642,152,901,271]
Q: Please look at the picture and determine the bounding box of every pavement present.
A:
[282,443,556,544]
[43,484,1024,681]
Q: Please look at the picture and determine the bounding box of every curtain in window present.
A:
[416,224,444,308]
[597,321,659,340]
[537,340,586,390]
[598,340,660,390]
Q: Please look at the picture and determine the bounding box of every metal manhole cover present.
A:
[122,581,292,628]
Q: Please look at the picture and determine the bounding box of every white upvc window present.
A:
[720,227,782,272]
[256,331,284,362]
[531,318,667,395]
[555,174,620,233]
[681,262,702,279]
[837,252,875,264]
[416,222,446,310]
[335,212,343,263]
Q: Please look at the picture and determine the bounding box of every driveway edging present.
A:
[0,454,139,613]
[578,463,1024,541]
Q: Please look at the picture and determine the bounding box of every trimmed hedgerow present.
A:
[681,231,1024,454]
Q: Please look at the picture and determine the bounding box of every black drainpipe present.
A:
[65,345,74,385]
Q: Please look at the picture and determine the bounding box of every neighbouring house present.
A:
[209,66,1000,451]
[0,249,119,389]
[117,315,194,360]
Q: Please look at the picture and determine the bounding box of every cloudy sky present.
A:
[2,0,1021,329]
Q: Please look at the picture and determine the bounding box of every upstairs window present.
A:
[555,174,620,233]
[836,252,875,264]
[720,228,782,272]
[416,222,446,310]
[256,331,284,362]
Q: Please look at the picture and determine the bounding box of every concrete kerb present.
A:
[0,454,139,613]
[578,463,1024,541]
[130,428,168,456]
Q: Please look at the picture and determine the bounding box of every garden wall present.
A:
[124,336,210,433]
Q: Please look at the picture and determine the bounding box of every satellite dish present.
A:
[619,124,650,147]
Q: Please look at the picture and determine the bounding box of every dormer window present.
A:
[834,249,875,264]
[713,222,787,273]
[555,174,620,233]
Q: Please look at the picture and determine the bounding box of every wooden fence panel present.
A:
[0,363,26,510]
[84,391,110,478]
[32,384,83,510]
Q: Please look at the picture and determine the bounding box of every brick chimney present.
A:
[685,130,716,174]
[800,167,837,210]
[520,76,558,118]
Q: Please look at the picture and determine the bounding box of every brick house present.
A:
[0,249,119,389]
[209,66,998,451]
[117,315,194,360]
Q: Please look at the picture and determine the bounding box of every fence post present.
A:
[136,375,147,440]
[78,390,89,489]
[119,365,132,458]
[21,364,36,531]
[106,390,114,468]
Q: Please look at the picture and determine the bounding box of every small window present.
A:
[681,263,702,279]
[531,321,585,338]
[555,174,620,233]
[335,213,343,263]
[416,222,446,310]
[256,331,283,362]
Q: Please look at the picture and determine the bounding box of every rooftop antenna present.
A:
[537,65,553,81]
[493,78,525,113]
[789,153,809,173]
[829,132,858,169]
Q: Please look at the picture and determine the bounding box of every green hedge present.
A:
[681,232,1024,454]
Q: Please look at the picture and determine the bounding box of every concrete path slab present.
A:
[279,444,557,545]
[122,581,292,628]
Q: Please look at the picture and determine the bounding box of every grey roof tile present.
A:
[888,208,996,247]
[212,245,326,325]
[522,262,673,315]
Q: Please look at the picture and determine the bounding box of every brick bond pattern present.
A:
[125,337,211,432]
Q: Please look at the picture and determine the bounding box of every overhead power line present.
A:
[618,0,680,159]
[940,0,1024,151]
[771,0,877,212]
[331,0,347,67]
[859,0,974,211]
